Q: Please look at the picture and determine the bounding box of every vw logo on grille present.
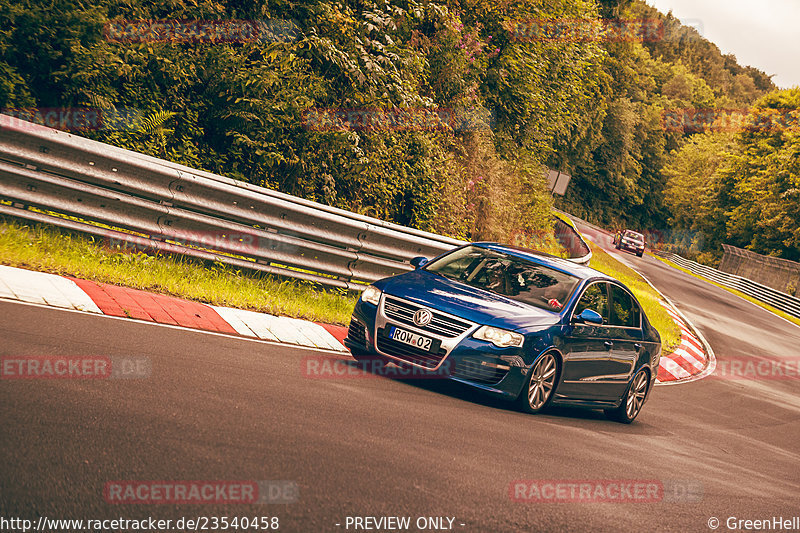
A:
[413,308,433,327]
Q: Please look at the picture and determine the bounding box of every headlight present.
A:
[360,285,382,306]
[473,325,524,348]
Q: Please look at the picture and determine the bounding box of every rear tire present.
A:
[636,251,644,257]
[517,352,560,414]
[605,369,649,423]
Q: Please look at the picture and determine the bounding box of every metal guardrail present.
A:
[653,250,800,319]
[0,115,591,289]
[0,116,467,290]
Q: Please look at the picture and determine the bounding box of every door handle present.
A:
[604,341,614,350]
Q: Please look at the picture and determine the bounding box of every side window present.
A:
[574,283,608,321]
[609,285,641,327]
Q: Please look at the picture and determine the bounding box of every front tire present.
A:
[605,369,649,423]
[517,352,560,414]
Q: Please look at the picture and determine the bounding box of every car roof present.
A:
[470,242,613,282]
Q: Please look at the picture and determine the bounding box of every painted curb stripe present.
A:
[1,265,347,352]
[318,323,349,347]
[0,267,103,313]
[70,278,127,317]
[131,291,180,326]
[68,276,237,335]
[50,278,104,314]
[672,347,705,370]
[657,300,708,382]
[210,306,259,337]
[221,309,280,342]
[660,357,692,379]
[0,266,48,305]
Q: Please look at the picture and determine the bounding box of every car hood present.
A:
[376,270,561,331]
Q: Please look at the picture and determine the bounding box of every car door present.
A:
[604,283,645,398]
[559,281,618,400]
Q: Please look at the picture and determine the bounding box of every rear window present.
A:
[424,246,581,312]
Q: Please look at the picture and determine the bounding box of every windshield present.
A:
[624,231,644,243]
[425,246,581,312]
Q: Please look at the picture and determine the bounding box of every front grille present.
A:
[346,320,367,347]
[376,334,447,369]
[383,296,473,338]
[453,357,509,385]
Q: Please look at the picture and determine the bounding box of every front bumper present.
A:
[344,294,530,400]
[619,241,644,254]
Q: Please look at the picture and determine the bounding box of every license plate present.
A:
[389,326,433,351]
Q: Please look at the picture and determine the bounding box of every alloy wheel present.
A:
[528,353,557,410]
[625,370,649,419]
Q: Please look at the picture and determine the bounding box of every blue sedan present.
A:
[344,243,661,423]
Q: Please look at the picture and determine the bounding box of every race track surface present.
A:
[2,234,799,532]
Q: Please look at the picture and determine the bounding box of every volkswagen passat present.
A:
[344,243,661,423]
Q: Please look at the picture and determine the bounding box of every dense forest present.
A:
[0,0,797,263]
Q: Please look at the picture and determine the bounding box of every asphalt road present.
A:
[2,235,800,532]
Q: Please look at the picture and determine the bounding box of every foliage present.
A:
[723,89,800,261]
[0,0,784,257]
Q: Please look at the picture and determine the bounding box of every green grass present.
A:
[0,218,358,325]
[586,242,682,353]
[653,254,800,329]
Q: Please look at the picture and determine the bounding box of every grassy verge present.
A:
[653,254,800,329]
[586,242,682,353]
[0,218,357,325]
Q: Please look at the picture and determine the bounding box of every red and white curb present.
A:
[0,265,349,353]
[657,302,711,383]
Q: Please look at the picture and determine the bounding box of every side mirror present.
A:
[573,308,604,325]
[410,256,429,269]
